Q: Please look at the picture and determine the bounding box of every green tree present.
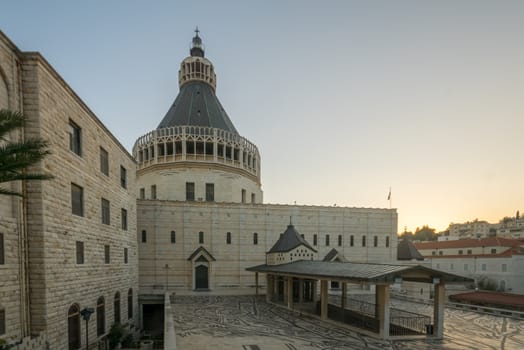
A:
[413,225,438,241]
[0,109,52,196]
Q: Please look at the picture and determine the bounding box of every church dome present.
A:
[133,29,263,204]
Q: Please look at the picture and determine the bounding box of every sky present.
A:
[1,0,523,233]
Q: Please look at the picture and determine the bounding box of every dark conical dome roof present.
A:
[397,238,424,261]
[156,81,238,133]
[268,224,317,253]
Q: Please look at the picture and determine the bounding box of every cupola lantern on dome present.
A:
[190,26,204,57]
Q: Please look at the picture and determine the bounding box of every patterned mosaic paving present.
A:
[173,295,524,350]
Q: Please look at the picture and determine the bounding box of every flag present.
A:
[387,188,391,201]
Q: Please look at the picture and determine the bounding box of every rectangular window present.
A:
[170,231,176,243]
[206,183,214,202]
[0,233,4,265]
[386,236,390,248]
[350,235,354,247]
[100,147,109,175]
[362,236,366,247]
[104,245,110,264]
[313,234,317,246]
[101,198,110,225]
[439,251,443,255]
[199,231,204,244]
[338,235,342,247]
[241,189,246,203]
[69,120,82,156]
[432,251,436,256]
[251,193,256,203]
[482,263,486,271]
[226,232,231,244]
[491,248,497,254]
[325,234,330,246]
[71,183,84,216]
[124,248,128,264]
[76,241,84,264]
[139,188,145,199]
[373,236,378,247]
[450,263,454,271]
[467,249,472,254]
[151,185,157,200]
[141,230,147,243]
[0,308,5,336]
[502,264,507,272]
[120,166,127,188]
[458,250,463,255]
[464,264,468,271]
[253,232,258,245]
[186,182,195,201]
[121,209,128,230]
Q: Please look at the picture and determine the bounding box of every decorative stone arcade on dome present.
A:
[133,29,262,203]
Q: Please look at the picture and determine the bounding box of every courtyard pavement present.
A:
[173,295,524,350]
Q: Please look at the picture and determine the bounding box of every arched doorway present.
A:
[195,263,209,289]
[68,304,81,350]
[188,247,216,290]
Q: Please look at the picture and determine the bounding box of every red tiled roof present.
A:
[425,247,523,259]
[414,237,523,250]
[449,291,524,307]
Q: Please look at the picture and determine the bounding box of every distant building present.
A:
[448,220,491,238]
[496,216,524,239]
[414,238,524,293]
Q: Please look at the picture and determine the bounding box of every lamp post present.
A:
[80,307,94,350]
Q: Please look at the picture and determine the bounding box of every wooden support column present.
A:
[341,282,347,310]
[320,280,328,320]
[433,282,445,339]
[255,272,259,296]
[287,277,294,309]
[376,284,390,339]
[274,277,279,301]
[266,274,272,302]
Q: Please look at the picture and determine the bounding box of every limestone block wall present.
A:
[20,53,138,349]
[0,32,24,343]
[137,164,263,203]
[138,201,397,294]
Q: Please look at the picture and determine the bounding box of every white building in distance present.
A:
[414,237,524,293]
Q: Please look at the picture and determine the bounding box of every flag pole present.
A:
[388,187,392,209]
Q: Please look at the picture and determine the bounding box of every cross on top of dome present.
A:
[191,26,204,57]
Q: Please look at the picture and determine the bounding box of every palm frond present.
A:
[0,109,26,139]
[0,186,23,197]
[0,109,53,196]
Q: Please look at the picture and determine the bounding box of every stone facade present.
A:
[0,31,27,344]
[138,201,397,294]
[0,31,138,349]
